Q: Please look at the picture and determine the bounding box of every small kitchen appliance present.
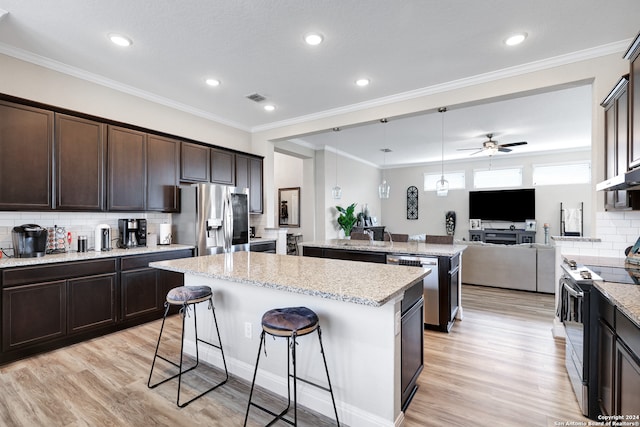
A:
[12,224,48,258]
[118,219,147,248]
[94,224,112,252]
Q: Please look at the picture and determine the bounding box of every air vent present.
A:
[246,93,266,103]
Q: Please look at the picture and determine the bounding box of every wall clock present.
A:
[406,186,418,220]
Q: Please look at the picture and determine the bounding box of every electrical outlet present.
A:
[244,322,252,339]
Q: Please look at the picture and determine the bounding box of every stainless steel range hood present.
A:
[596,168,640,191]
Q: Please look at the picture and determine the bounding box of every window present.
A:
[533,162,591,186]
[423,171,465,192]
[473,167,522,189]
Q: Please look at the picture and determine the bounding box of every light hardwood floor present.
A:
[0,285,592,426]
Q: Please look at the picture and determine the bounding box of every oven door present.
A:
[559,276,589,416]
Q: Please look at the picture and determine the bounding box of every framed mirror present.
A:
[279,187,300,227]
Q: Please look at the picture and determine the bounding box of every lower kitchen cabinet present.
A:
[302,246,387,263]
[596,289,640,416]
[0,249,192,364]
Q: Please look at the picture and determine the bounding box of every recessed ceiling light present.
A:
[264,104,276,112]
[304,33,324,46]
[205,78,220,87]
[505,33,527,46]
[355,78,370,87]
[108,33,132,47]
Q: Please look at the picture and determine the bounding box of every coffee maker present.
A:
[118,219,147,248]
[12,224,48,258]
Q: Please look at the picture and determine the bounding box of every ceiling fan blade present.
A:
[498,141,527,148]
[457,147,482,151]
[498,147,512,153]
[469,149,485,156]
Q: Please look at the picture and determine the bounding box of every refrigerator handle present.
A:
[223,192,233,252]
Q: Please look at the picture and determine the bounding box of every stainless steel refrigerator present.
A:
[173,183,250,255]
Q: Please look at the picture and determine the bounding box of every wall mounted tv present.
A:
[469,189,535,222]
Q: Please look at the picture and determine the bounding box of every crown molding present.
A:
[0,42,251,132]
[252,39,631,133]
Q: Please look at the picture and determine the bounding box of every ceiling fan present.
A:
[458,134,527,156]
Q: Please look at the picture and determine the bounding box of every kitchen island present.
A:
[300,239,467,332]
[150,251,428,427]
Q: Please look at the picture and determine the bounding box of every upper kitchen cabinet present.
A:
[147,135,179,212]
[236,154,263,213]
[0,101,53,210]
[210,148,235,185]
[626,32,640,169]
[180,141,210,182]
[602,76,630,210]
[107,126,147,211]
[55,114,106,211]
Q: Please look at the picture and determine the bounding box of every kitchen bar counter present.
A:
[300,239,466,257]
[151,252,427,426]
[0,244,194,269]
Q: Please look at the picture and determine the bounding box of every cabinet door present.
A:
[55,114,106,211]
[236,154,263,213]
[249,157,263,213]
[107,126,146,211]
[147,135,179,212]
[614,340,640,415]
[448,258,459,323]
[0,101,53,210]
[67,273,117,334]
[180,141,210,182]
[2,281,66,351]
[121,269,159,321]
[598,318,615,416]
[157,270,184,315]
[630,52,640,168]
[211,148,235,185]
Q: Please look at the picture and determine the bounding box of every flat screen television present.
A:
[469,189,535,222]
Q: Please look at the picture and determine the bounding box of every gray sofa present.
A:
[460,241,556,293]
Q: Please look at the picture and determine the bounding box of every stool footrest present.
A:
[288,374,332,394]
[247,401,296,427]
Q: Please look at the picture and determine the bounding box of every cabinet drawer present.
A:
[449,254,460,272]
[616,309,640,357]
[250,241,276,253]
[120,249,193,271]
[2,258,117,288]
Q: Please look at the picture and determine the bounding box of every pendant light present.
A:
[378,119,391,199]
[331,128,342,200]
[436,107,449,197]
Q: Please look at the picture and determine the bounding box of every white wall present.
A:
[381,150,592,242]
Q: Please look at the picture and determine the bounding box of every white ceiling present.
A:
[0,1,638,166]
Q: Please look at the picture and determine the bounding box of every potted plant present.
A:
[336,203,358,237]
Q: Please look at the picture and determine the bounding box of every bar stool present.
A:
[244,306,340,426]
[147,285,228,407]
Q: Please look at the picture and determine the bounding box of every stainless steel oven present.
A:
[558,260,599,419]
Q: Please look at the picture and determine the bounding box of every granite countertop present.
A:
[0,244,194,269]
[150,251,428,307]
[594,281,640,328]
[250,237,277,243]
[300,239,466,257]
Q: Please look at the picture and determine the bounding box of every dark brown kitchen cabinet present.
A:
[108,126,147,211]
[67,273,117,334]
[0,100,53,210]
[602,76,630,209]
[626,32,640,169]
[120,249,192,322]
[55,114,106,211]
[2,281,66,352]
[236,154,263,213]
[180,141,210,182]
[211,148,235,185]
[147,135,179,212]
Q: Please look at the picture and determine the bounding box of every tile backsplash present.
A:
[0,211,171,254]
[554,210,640,259]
